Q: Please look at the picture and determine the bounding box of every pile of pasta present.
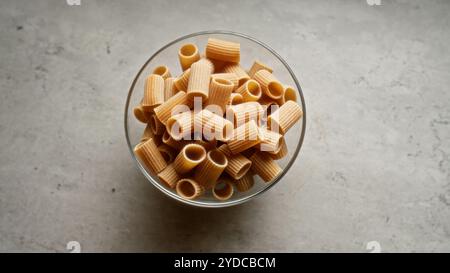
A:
[133,38,303,201]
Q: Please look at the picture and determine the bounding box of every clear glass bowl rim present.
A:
[124,30,307,208]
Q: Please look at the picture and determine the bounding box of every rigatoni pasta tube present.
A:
[205,38,240,63]
[157,144,177,163]
[149,114,165,135]
[162,130,186,150]
[207,78,234,112]
[250,151,282,182]
[133,104,150,123]
[229,93,243,105]
[194,149,228,189]
[134,138,167,174]
[270,137,288,160]
[193,138,218,151]
[268,100,303,135]
[253,70,284,100]
[235,80,262,102]
[203,114,234,142]
[154,91,191,125]
[227,120,261,155]
[174,68,190,91]
[211,73,239,90]
[152,65,172,80]
[258,127,283,153]
[222,63,250,86]
[176,178,205,200]
[212,178,234,201]
[166,111,193,140]
[217,144,252,180]
[187,59,213,100]
[234,172,255,192]
[228,102,263,127]
[248,60,273,78]
[157,163,180,189]
[178,43,200,71]
[142,74,165,111]
[140,123,154,143]
[173,143,206,174]
[164,77,177,101]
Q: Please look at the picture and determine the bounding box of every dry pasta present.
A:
[173,143,206,174]
[178,43,200,71]
[227,120,261,155]
[132,37,304,200]
[235,80,262,102]
[134,138,167,174]
[234,172,255,192]
[142,74,165,111]
[253,69,284,100]
[212,178,234,201]
[268,100,303,134]
[222,63,250,86]
[187,59,213,100]
[217,144,252,180]
[211,73,239,90]
[157,163,180,189]
[206,77,234,112]
[176,178,205,200]
[194,149,228,189]
[164,77,177,101]
[250,151,282,182]
[154,91,191,125]
[152,65,172,80]
[205,38,240,63]
[248,60,273,78]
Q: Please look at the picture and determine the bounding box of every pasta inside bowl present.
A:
[125,31,306,208]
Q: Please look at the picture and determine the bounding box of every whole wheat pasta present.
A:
[258,127,283,153]
[178,43,200,71]
[164,77,177,101]
[206,38,240,63]
[248,60,273,78]
[250,151,282,182]
[270,137,288,159]
[166,111,193,140]
[162,130,186,150]
[154,91,191,125]
[173,143,206,174]
[222,63,250,86]
[228,102,264,127]
[234,172,255,192]
[212,178,234,201]
[235,80,262,102]
[207,78,234,112]
[211,73,239,90]
[203,114,234,142]
[227,120,261,155]
[134,138,167,174]
[229,93,243,105]
[174,68,190,91]
[142,74,165,111]
[217,144,252,180]
[133,104,150,123]
[149,114,165,135]
[253,70,284,100]
[268,100,303,135]
[152,65,172,80]
[281,86,297,104]
[176,178,205,200]
[157,144,177,163]
[157,163,180,189]
[193,138,218,151]
[187,59,213,100]
[194,149,228,189]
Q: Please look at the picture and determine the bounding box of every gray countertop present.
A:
[0,0,449,252]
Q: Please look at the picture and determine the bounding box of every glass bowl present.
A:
[124,30,306,208]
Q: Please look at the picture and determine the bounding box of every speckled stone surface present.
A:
[0,0,449,252]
